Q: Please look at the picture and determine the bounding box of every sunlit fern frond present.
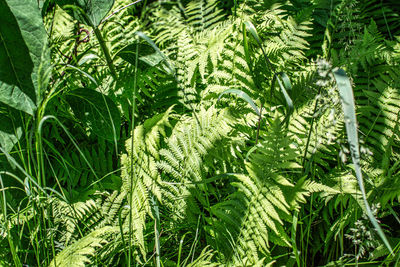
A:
[50,226,119,267]
[209,117,336,265]
[185,247,219,267]
[185,0,226,32]
[45,6,76,66]
[157,107,233,224]
[120,107,174,255]
[101,0,140,55]
[52,198,100,246]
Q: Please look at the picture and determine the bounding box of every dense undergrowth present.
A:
[1,0,400,266]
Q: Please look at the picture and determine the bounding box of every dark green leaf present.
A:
[56,0,114,27]
[116,43,165,70]
[135,31,175,75]
[272,72,293,123]
[0,0,51,115]
[66,88,120,141]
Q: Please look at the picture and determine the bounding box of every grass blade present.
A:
[218,89,260,116]
[333,68,393,254]
[272,72,294,123]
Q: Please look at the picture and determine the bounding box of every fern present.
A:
[50,226,119,267]
[48,140,117,197]
[157,107,233,224]
[344,20,400,165]
[209,117,336,265]
[120,106,174,257]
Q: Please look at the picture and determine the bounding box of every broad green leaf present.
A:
[66,64,98,85]
[56,0,114,27]
[77,53,99,66]
[116,43,165,70]
[218,89,260,116]
[0,0,51,115]
[135,31,175,75]
[0,103,23,153]
[66,88,120,141]
[333,68,393,254]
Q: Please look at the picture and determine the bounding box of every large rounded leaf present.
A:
[56,0,114,27]
[0,0,51,115]
[66,89,120,141]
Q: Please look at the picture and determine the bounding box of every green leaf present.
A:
[135,31,175,75]
[218,89,260,116]
[116,43,165,70]
[56,0,114,27]
[0,103,23,153]
[66,89,120,141]
[244,21,274,73]
[0,0,51,115]
[244,21,262,47]
[272,72,293,122]
[333,68,393,254]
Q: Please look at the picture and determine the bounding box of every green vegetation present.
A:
[1,0,400,266]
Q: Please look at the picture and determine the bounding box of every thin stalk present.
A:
[35,119,49,265]
[150,195,161,267]
[128,37,140,267]
[255,102,264,144]
[93,27,117,79]
[304,193,315,266]
[177,233,188,267]
[302,87,321,171]
[0,175,22,267]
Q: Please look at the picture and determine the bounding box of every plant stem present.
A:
[0,175,22,267]
[151,195,161,267]
[93,27,117,79]
[302,87,321,172]
[255,102,264,144]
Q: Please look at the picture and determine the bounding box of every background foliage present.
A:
[1,0,400,266]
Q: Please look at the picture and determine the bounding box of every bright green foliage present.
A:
[50,226,119,267]
[157,107,233,224]
[1,0,400,266]
[209,118,337,265]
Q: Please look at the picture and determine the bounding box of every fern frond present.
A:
[185,0,226,32]
[50,226,118,267]
[210,117,334,265]
[157,107,233,224]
